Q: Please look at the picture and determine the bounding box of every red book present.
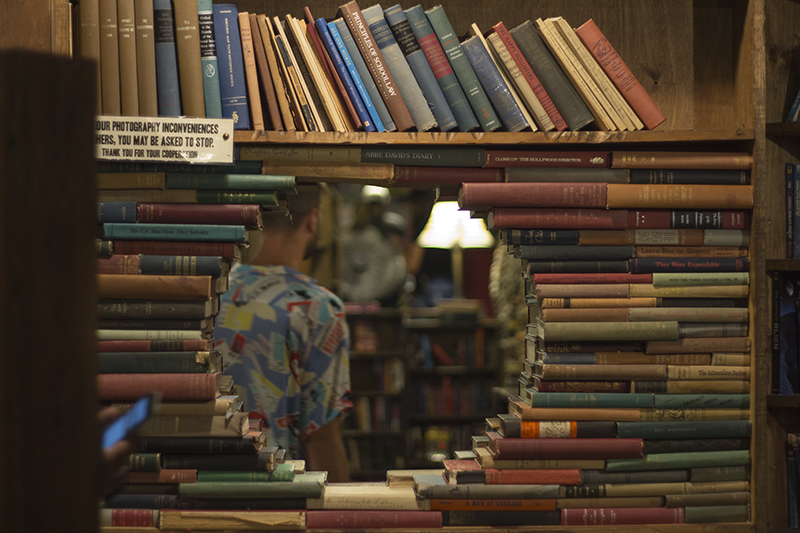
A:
[487,208,628,230]
[484,469,582,485]
[306,511,443,529]
[393,166,503,186]
[459,182,607,210]
[645,336,751,355]
[532,376,632,393]
[98,339,212,352]
[113,240,240,258]
[492,21,567,131]
[101,509,159,527]
[137,203,262,227]
[97,372,222,400]
[627,209,750,230]
[429,499,556,512]
[125,469,198,483]
[98,254,139,274]
[487,433,643,460]
[483,150,610,168]
[532,273,653,284]
[561,507,684,526]
[574,19,666,131]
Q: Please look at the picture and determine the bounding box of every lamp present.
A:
[416,201,495,298]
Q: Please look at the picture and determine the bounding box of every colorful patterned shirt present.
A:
[213,264,352,459]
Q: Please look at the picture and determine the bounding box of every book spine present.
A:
[424,5,499,132]
[394,166,502,186]
[617,420,751,439]
[212,4,250,129]
[532,273,652,284]
[363,5,437,132]
[630,258,749,274]
[98,339,210,351]
[461,35,528,132]
[538,320,680,342]
[306,511,443,529]
[173,0,206,117]
[163,172,294,191]
[635,246,748,258]
[509,20,593,130]
[153,0,181,116]
[102,223,246,242]
[526,260,628,274]
[429,499,556,512]
[139,436,258,453]
[339,1,414,131]
[98,201,138,223]
[493,438,643,460]
[489,208,628,230]
[316,18,375,132]
[650,271,750,285]
[607,184,754,209]
[627,210,751,230]
[574,19,666,130]
[461,182,607,209]
[97,372,219,400]
[404,5,478,132]
[98,299,213,319]
[540,296,657,308]
[794,163,800,259]
[117,0,139,116]
[331,18,395,131]
[272,18,316,131]
[691,465,750,483]
[536,363,666,381]
[611,151,753,170]
[197,0,222,118]
[97,274,212,300]
[532,377,631,393]
[646,336,751,355]
[442,510,560,526]
[79,0,103,113]
[485,469,582,485]
[104,494,183,509]
[237,12,264,129]
[100,0,122,114]
[99,509,159,527]
[527,392,653,408]
[561,507,683,525]
[125,469,198,483]
[605,450,750,472]
[508,229,581,246]
[98,351,210,373]
[138,255,223,276]
[194,190,278,206]
[138,203,261,227]
[385,5,457,131]
[519,245,635,262]
[629,169,750,185]
[789,164,796,258]
[98,254,140,274]
[113,239,237,257]
[256,14,294,131]
[484,150,610,168]
[644,438,750,454]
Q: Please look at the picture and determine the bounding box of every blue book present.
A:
[212,4,250,129]
[97,202,138,223]
[153,0,182,116]
[404,5,478,132]
[424,5,499,132]
[331,18,396,132]
[461,35,528,132]
[526,391,654,408]
[197,0,222,118]
[789,86,800,121]
[362,4,437,132]
[538,353,595,365]
[102,223,247,242]
[384,4,457,132]
[315,18,377,133]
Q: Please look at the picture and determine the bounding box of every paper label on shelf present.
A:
[94,116,234,164]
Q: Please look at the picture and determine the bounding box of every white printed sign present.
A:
[94,116,235,164]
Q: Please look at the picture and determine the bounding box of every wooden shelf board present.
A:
[235,129,754,146]
[765,259,800,271]
[767,122,800,139]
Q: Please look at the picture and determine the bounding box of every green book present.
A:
[102,223,247,242]
[684,504,750,523]
[605,450,750,472]
[165,173,296,192]
[535,320,680,342]
[178,481,322,498]
[527,392,654,408]
[653,394,750,409]
[617,420,751,440]
[424,4,500,132]
[651,272,750,286]
[194,190,279,206]
[691,465,750,483]
[197,466,295,482]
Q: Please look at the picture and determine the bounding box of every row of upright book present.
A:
[78,0,665,133]
[438,148,753,525]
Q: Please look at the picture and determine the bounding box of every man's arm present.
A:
[303,416,351,482]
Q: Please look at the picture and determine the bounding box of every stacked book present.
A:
[78,0,664,134]
[96,156,297,526]
[426,149,753,525]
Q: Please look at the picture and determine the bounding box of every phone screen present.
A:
[102,394,153,450]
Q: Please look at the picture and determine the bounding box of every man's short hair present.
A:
[262,183,323,231]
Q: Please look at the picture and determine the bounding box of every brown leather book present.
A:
[338,0,414,131]
[257,14,296,131]
[97,274,214,300]
[238,12,264,130]
[173,0,206,117]
[249,13,282,130]
[134,0,159,116]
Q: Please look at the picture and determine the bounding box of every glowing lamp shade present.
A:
[416,201,494,298]
[416,201,494,249]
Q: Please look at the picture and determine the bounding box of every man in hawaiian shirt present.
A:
[214,185,353,481]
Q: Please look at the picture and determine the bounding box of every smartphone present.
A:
[102,391,161,450]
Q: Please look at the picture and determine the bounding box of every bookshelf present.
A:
[3,0,788,530]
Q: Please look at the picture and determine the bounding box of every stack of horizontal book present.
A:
[79,0,664,134]
[429,149,753,525]
[96,157,298,526]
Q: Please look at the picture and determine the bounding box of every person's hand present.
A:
[98,406,133,495]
